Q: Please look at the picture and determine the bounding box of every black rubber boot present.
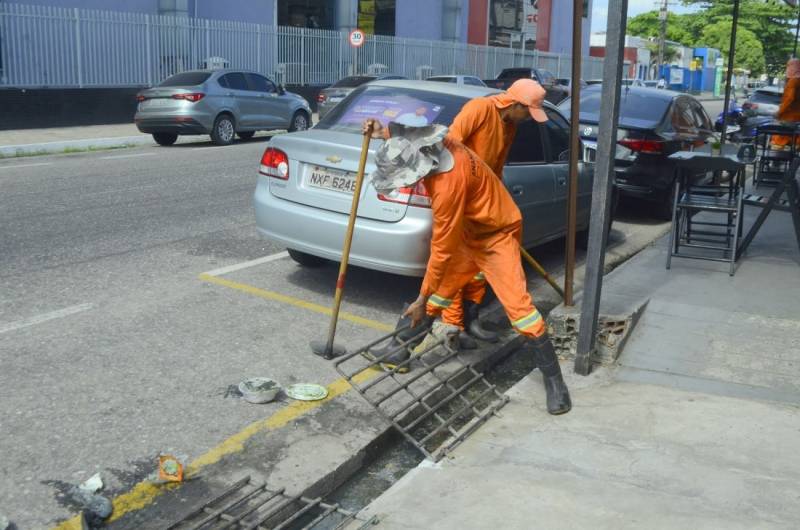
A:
[458,332,478,350]
[464,301,499,343]
[370,308,432,373]
[530,333,572,415]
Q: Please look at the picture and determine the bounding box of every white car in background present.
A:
[426,75,487,87]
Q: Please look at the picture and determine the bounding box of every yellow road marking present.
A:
[198,273,394,332]
[53,368,380,529]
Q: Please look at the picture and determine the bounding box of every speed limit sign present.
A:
[349,29,365,48]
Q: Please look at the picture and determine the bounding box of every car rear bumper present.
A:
[614,157,674,202]
[134,116,208,135]
[253,177,430,277]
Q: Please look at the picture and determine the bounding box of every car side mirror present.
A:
[277,84,286,95]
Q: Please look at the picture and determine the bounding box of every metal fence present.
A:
[0,2,604,88]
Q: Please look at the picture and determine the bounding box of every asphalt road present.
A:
[0,98,726,528]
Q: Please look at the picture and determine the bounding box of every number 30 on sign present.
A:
[349,29,365,48]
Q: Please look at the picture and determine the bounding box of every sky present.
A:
[591,0,699,33]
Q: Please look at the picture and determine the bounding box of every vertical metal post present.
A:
[257,26,261,72]
[794,6,800,57]
[73,8,83,87]
[430,40,433,70]
[575,0,629,376]
[205,19,210,63]
[720,0,740,146]
[300,27,305,85]
[402,38,407,77]
[657,0,667,71]
[564,0,583,306]
[145,14,152,86]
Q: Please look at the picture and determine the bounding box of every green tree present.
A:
[626,11,696,46]
[645,42,682,65]
[681,0,795,75]
[700,20,766,74]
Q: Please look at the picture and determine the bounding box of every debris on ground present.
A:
[158,454,184,483]
[78,494,113,528]
[0,514,10,530]
[77,473,103,495]
[285,383,328,401]
[238,377,281,404]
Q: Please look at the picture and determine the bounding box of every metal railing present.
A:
[0,2,604,88]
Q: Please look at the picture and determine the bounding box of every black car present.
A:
[560,85,714,219]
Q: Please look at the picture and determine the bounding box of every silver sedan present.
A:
[254,80,595,277]
[135,69,312,146]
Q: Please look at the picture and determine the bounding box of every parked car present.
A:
[483,68,569,104]
[317,74,406,119]
[556,77,588,97]
[426,75,487,87]
[742,86,782,118]
[561,85,714,219]
[586,79,603,86]
[643,80,659,88]
[135,70,312,146]
[255,80,595,276]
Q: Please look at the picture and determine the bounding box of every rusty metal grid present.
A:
[166,476,361,530]
[333,325,510,462]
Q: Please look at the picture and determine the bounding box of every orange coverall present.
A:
[773,78,800,147]
[421,137,546,338]
[441,94,519,327]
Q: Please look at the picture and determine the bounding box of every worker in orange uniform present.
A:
[772,58,800,149]
[368,79,549,346]
[368,122,571,415]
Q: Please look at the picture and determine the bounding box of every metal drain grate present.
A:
[333,324,509,462]
[166,476,361,530]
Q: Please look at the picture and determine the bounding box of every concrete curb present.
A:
[0,135,155,158]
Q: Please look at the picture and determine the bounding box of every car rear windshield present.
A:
[332,76,377,88]
[574,89,669,126]
[751,91,782,105]
[428,77,457,83]
[316,85,468,134]
[159,72,211,87]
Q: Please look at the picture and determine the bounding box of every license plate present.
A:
[306,166,357,194]
[142,98,172,108]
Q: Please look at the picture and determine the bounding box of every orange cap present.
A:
[507,79,548,122]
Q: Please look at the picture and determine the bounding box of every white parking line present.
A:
[0,303,93,334]
[0,162,53,170]
[100,152,157,160]
[202,251,290,277]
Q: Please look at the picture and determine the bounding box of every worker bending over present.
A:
[366,79,548,345]
[369,122,571,415]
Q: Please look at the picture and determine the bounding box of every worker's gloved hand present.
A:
[362,118,384,139]
[403,294,429,328]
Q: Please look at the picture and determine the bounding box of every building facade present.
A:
[7,0,589,51]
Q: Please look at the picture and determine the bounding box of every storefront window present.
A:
[278,0,335,29]
[358,0,396,36]
[158,0,189,17]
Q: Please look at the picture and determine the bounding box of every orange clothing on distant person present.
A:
[421,137,545,338]
[441,94,521,327]
[773,77,800,147]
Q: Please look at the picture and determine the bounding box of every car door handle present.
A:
[511,185,524,196]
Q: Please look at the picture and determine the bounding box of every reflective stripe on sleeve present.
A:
[427,294,453,308]
[512,310,543,331]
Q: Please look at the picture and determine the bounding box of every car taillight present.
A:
[172,93,205,102]
[317,93,327,103]
[618,137,665,154]
[136,95,146,102]
[259,148,290,179]
[378,181,431,208]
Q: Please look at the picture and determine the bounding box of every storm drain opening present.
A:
[166,476,363,530]
[333,325,510,462]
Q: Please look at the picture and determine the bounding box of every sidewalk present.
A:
[352,202,800,528]
[0,124,158,157]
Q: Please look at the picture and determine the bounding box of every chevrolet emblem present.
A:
[326,155,343,163]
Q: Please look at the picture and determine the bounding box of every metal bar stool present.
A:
[666,152,746,276]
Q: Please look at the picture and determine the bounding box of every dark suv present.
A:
[485,67,569,104]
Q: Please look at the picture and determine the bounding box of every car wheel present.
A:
[237,131,255,140]
[152,133,178,146]
[287,249,327,267]
[288,111,310,132]
[210,114,236,146]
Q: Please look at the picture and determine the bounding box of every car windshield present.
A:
[332,76,377,88]
[751,91,782,105]
[316,85,468,133]
[159,72,211,87]
[571,89,670,127]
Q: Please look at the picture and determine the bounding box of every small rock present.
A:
[78,473,103,494]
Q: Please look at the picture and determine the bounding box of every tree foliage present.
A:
[627,0,797,75]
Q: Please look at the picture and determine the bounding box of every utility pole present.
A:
[657,0,668,75]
